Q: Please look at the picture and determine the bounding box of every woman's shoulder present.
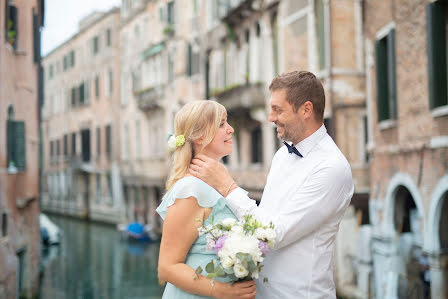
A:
[156,176,223,220]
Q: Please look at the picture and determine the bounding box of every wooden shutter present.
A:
[7,121,15,166]
[427,2,448,109]
[387,29,397,119]
[375,38,390,122]
[14,121,26,169]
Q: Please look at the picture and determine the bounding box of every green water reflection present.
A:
[40,214,165,299]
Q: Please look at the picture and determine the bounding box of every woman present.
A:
[156,100,256,299]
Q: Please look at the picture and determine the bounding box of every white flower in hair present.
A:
[167,135,177,151]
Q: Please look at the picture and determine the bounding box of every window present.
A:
[251,126,263,164]
[71,132,77,156]
[106,28,112,47]
[63,55,68,71]
[96,174,101,200]
[63,134,68,157]
[71,87,77,107]
[7,119,26,171]
[93,36,99,54]
[187,43,200,76]
[95,75,100,99]
[168,53,174,82]
[375,27,397,122]
[81,129,91,162]
[427,1,448,109]
[105,125,112,159]
[167,1,175,24]
[6,4,18,50]
[96,127,101,157]
[69,50,75,68]
[56,140,60,159]
[50,140,54,161]
[1,211,7,237]
[49,65,54,79]
[108,69,113,95]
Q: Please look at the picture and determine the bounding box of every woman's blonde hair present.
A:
[165,100,226,191]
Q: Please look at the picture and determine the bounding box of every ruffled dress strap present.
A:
[156,176,224,220]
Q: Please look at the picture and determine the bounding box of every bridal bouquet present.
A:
[194,215,276,282]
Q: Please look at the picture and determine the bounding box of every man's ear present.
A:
[302,101,314,119]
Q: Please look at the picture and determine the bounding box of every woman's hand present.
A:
[214,280,257,299]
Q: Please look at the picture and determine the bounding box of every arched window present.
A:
[7,105,14,120]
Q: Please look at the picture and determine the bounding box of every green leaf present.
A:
[195,217,201,222]
[206,273,216,279]
[263,277,269,284]
[205,261,215,273]
[223,267,234,274]
[195,266,203,275]
[215,265,226,277]
[247,261,257,272]
[236,253,251,263]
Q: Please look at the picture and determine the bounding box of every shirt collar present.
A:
[294,124,327,157]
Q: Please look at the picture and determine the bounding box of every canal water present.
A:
[39,214,165,299]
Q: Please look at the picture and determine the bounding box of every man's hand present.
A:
[190,155,236,196]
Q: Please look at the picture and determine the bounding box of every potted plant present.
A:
[163,25,175,37]
[7,20,16,46]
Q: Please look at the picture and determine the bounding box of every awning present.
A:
[141,42,164,60]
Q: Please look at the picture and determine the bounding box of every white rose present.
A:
[221,256,235,269]
[221,218,237,227]
[265,228,276,242]
[254,228,266,240]
[231,226,243,235]
[167,135,176,151]
[233,262,249,278]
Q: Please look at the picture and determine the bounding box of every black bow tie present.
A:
[283,141,303,157]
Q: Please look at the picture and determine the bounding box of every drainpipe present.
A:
[324,0,333,138]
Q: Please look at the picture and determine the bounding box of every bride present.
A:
[156,100,256,299]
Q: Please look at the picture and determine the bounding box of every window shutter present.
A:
[426,2,447,109]
[14,121,26,170]
[7,120,15,166]
[187,43,192,76]
[387,29,397,119]
[33,13,40,63]
[375,38,389,122]
[9,6,18,49]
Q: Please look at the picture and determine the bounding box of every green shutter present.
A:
[187,43,192,76]
[7,120,14,166]
[375,38,390,122]
[427,2,448,109]
[15,121,26,169]
[387,29,397,119]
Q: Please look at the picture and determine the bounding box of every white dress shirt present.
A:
[226,125,354,299]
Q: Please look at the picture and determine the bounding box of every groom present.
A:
[190,71,354,298]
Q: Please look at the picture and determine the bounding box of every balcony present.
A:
[222,0,257,26]
[135,85,164,111]
[212,82,265,111]
[69,156,95,173]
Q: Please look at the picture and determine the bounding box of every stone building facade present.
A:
[40,8,124,224]
[364,0,448,298]
[0,0,45,297]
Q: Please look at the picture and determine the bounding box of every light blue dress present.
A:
[156,176,238,299]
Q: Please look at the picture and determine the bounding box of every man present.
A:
[190,71,354,298]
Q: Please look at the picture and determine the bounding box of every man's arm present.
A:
[227,162,354,250]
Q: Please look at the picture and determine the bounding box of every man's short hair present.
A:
[269,71,325,121]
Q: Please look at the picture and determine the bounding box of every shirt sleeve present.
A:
[226,162,354,250]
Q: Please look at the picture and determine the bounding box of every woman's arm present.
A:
[158,196,256,299]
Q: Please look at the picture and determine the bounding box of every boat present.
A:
[39,214,62,245]
[117,222,159,242]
